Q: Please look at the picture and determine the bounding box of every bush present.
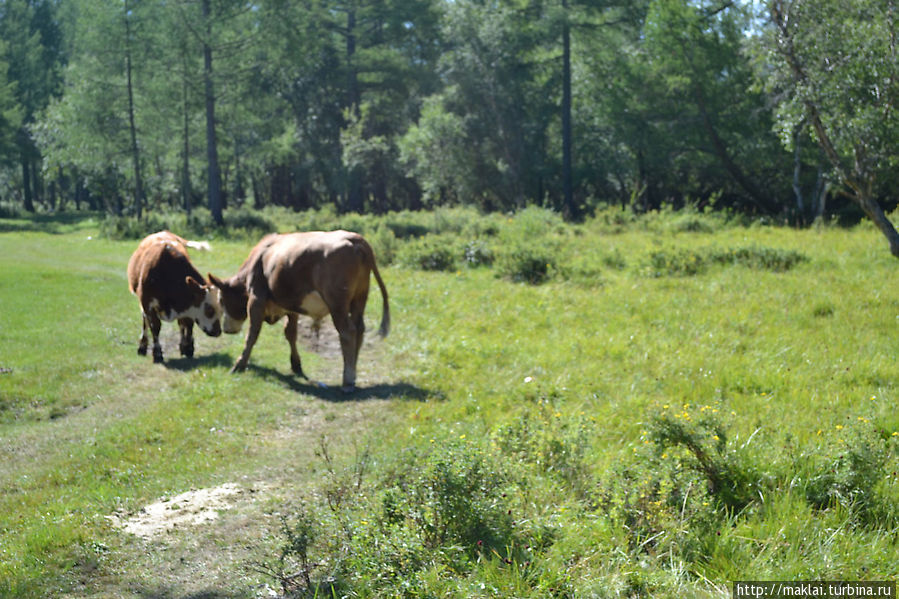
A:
[647,406,769,513]
[644,245,808,277]
[98,207,276,240]
[803,427,892,522]
[495,414,591,504]
[397,236,458,271]
[397,440,516,550]
[463,240,495,267]
[711,245,808,272]
[646,248,707,277]
[261,434,530,597]
[496,244,559,284]
[366,225,399,266]
[0,201,23,219]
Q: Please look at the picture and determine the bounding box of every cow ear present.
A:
[208,273,224,289]
[186,276,203,290]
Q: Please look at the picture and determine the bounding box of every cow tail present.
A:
[368,245,390,338]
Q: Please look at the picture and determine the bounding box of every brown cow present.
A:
[208,230,389,392]
[127,231,222,363]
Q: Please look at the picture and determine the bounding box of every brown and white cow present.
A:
[127,231,222,363]
[208,230,389,392]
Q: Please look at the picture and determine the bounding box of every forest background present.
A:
[1,0,898,237]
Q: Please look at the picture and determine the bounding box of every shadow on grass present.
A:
[162,352,235,371]
[248,364,436,402]
[0,211,102,234]
[135,586,246,599]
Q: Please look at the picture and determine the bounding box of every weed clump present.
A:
[645,245,808,277]
[262,435,531,597]
[803,426,895,525]
[495,245,559,284]
[397,236,458,271]
[463,240,495,267]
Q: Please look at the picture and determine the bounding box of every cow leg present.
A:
[284,313,307,378]
[138,313,150,356]
[310,318,322,351]
[178,318,195,358]
[350,297,367,375]
[147,311,164,363]
[331,310,358,393]
[231,299,264,373]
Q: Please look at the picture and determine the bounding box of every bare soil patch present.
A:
[107,482,266,540]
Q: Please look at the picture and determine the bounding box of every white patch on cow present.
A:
[148,288,222,336]
[300,291,329,320]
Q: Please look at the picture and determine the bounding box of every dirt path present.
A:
[62,318,410,599]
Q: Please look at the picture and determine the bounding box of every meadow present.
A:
[1,206,898,598]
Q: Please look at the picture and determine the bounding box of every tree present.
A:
[643,0,782,212]
[761,0,899,254]
[200,0,224,225]
[400,0,553,211]
[1,0,64,212]
[32,0,152,215]
[0,40,23,168]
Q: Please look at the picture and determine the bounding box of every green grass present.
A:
[1,208,899,598]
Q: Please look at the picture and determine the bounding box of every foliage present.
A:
[14,0,896,227]
[397,235,459,271]
[495,243,560,284]
[755,0,899,252]
[645,245,808,277]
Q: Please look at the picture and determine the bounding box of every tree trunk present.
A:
[693,84,770,212]
[791,126,804,225]
[21,155,35,212]
[203,0,224,226]
[343,6,363,213]
[561,0,576,220]
[814,166,827,222]
[124,13,145,220]
[181,56,192,215]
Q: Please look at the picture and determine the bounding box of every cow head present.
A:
[208,274,248,334]
[186,276,223,337]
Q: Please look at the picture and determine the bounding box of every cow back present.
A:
[128,232,206,314]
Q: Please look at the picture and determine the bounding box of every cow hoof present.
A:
[340,384,356,394]
[291,363,308,379]
[137,346,148,356]
[230,362,246,374]
[181,346,195,359]
[153,352,164,364]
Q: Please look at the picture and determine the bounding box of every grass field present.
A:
[1,207,898,598]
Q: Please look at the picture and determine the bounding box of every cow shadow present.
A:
[134,585,244,599]
[248,364,436,402]
[162,352,235,372]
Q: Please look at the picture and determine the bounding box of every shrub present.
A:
[493,404,591,496]
[397,236,458,271]
[399,440,515,550]
[710,245,808,272]
[0,201,23,219]
[647,406,769,513]
[496,244,559,284]
[803,427,891,521]
[644,245,808,277]
[367,225,399,266]
[463,240,495,267]
[646,248,707,277]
